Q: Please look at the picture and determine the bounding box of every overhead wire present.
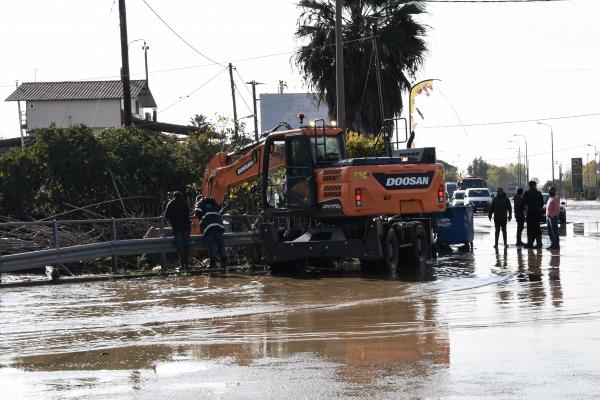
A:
[174,69,228,121]
[161,67,228,113]
[234,82,253,115]
[421,111,600,129]
[139,0,225,67]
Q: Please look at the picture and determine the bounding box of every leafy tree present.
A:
[487,164,514,191]
[467,157,489,179]
[30,125,113,213]
[99,127,189,214]
[345,131,384,157]
[295,0,427,133]
[0,148,45,218]
[173,130,222,188]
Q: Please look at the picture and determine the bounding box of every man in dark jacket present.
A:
[489,188,512,248]
[195,196,227,268]
[523,180,544,248]
[513,188,525,246]
[164,191,191,271]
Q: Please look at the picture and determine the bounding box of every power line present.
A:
[452,139,600,163]
[421,112,600,129]
[140,0,225,67]
[161,67,228,113]
[234,83,253,115]
[234,68,254,99]
[173,69,228,121]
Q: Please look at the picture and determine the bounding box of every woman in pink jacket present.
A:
[546,186,560,250]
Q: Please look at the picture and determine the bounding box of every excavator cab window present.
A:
[266,140,287,208]
[285,135,315,209]
[310,136,342,165]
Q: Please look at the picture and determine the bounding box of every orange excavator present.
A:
[197,118,446,273]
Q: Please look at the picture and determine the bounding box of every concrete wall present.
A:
[26,99,122,129]
[259,93,331,133]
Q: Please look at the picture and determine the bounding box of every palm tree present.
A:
[295,0,427,133]
[189,114,213,132]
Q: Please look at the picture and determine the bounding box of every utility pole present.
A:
[15,81,24,151]
[278,80,287,94]
[246,80,263,142]
[335,0,346,130]
[372,24,385,126]
[228,63,239,139]
[143,41,150,84]
[118,0,132,127]
[514,134,529,185]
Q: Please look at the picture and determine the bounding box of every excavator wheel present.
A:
[382,228,400,274]
[402,223,429,269]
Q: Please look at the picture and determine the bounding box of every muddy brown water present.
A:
[2,207,600,399]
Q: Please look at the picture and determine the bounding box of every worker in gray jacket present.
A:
[489,188,512,249]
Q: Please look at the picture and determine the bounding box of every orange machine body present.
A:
[198,127,445,220]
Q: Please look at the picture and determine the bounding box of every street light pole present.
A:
[513,134,528,184]
[509,140,521,187]
[588,144,599,201]
[537,122,554,187]
[128,39,150,84]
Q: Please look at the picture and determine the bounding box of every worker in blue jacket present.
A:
[195,196,227,268]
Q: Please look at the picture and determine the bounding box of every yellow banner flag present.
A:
[409,79,435,132]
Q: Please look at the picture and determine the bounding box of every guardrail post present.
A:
[111,218,118,273]
[53,219,60,249]
[160,215,167,268]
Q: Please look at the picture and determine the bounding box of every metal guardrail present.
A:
[0,232,259,273]
[0,215,262,274]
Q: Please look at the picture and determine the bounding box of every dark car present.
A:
[542,193,567,225]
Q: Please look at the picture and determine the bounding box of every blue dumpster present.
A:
[435,205,474,246]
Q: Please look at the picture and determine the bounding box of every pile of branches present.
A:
[0,216,105,256]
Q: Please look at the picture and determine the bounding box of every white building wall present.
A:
[25,99,121,129]
[259,93,331,133]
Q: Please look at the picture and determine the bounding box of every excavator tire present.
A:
[402,223,429,269]
[382,228,400,274]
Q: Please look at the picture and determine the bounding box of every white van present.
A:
[464,188,492,212]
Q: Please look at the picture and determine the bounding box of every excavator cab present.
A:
[263,134,317,212]
[261,127,345,214]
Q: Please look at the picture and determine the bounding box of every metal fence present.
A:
[0,216,260,274]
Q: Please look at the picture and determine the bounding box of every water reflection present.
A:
[494,247,508,269]
[548,254,563,308]
[8,273,451,395]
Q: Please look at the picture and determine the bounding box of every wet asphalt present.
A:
[1,203,600,399]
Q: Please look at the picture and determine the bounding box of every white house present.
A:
[5,80,157,132]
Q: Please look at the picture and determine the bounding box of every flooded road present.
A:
[2,205,600,399]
